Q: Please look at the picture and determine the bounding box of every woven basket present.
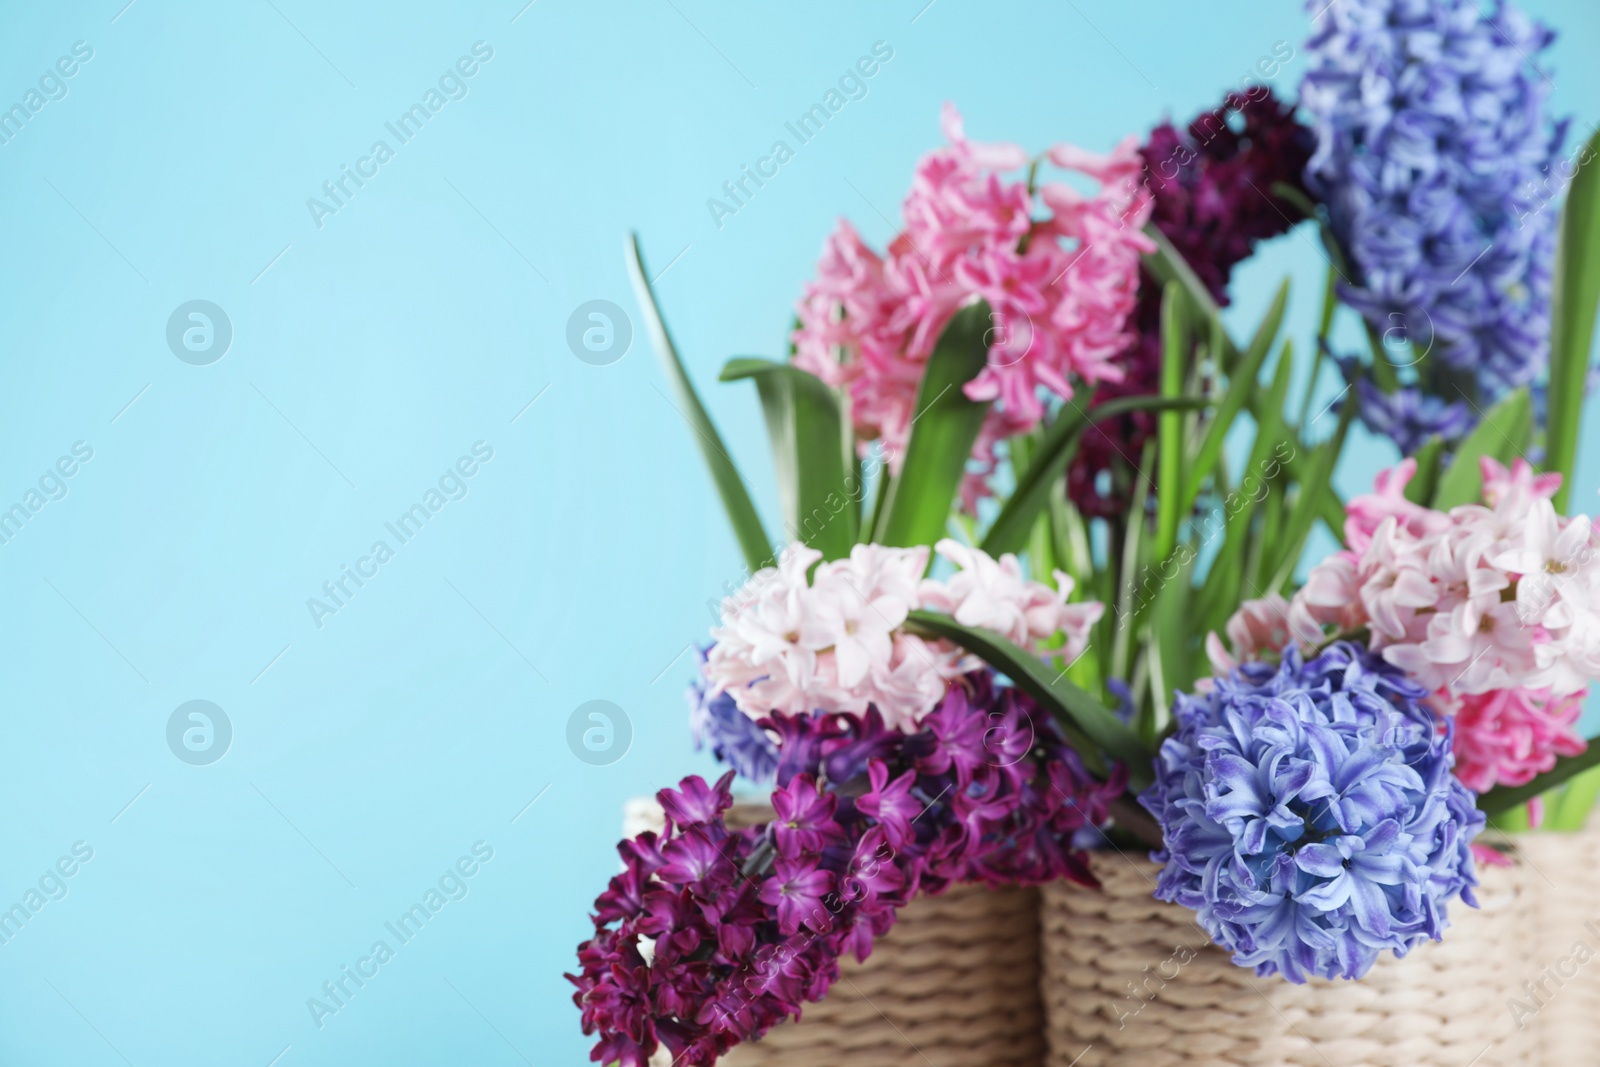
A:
[1511,818,1600,1065]
[1040,846,1538,1067]
[622,797,1045,1067]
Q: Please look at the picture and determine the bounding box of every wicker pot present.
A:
[1040,847,1538,1067]
[1511,819,1600,1065]
[623,797,1045,1067]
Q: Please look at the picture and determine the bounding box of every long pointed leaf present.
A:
[1401,436,1445,504]
[627,234,770,572]
[1111,449,1154,689]
[721,358,856,559]
[904,610,1153,790]
[1147,228,1346,537]
[874,302,993,548]
[1268,390,1355,594]
[1196,343,1294,626]
[1545,129,1600,514]
[1547,765,1600,831]
[981,395,1207,557]
[1181,279,1288,517]
[1148,545,1198,736]
[1143,226,1229,349]
[1154,282,1187,561]
[1478,738,1600,817]
[1431,388,1534,510]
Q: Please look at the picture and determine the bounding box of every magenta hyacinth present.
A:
[568,673,1124,1065]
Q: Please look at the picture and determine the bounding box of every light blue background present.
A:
[0,1,1595,1063]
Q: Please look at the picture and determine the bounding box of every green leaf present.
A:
[1049,491,1101,695]
[1268,181,1318,223]
[1362,322,1401,393]
[1478,739,1600,817]
[1196,343,1294,627]
[904,610,1154,790]
[1154,282,1187,561]
[1249,463,1288,593]
[1401,436,1445,504]
[1111,454,1153,687]
[1297,264,1339,424]
[1146,545,1198,737]
[1546,764,1600,831]
[626,233,771,573]
[873,302,993,548]
[1143,226,1229,353]
[980,394,1207,557]
[1430,387,1534,510]
[1545,129,1600,514]
[1146,228,1347,538]
[863,463,892,541]
[720,358,856,559]
[851,451,865,534]
[1267,395,1353,596]
[1181,279,1289,517]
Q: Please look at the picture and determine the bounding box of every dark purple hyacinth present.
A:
[1068,89,1314,518]
[1139,642,1484,983]
[570,672,1125,1066]
[1301,0,1569,450]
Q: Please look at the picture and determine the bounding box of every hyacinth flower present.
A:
[570,673,1123,1066]
[701,540,1100,735]
[687,647,779,783]
[1299,0,1570,451]
[1212,453,1600,820]
[1069,88,1315,518]
[1141,642,1484,982]
[623,106,1195,580]
[790,103,1155,506]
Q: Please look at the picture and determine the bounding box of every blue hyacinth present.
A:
[1353,377,1476,455]
[1140,643,1484,983]
[1301,0,1569,450]
[686,647,779,782]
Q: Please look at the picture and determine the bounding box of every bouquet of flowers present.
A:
[570,1,1600,1063]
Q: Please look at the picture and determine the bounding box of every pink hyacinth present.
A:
[1205,594,1303,676]
[792,104,1153,501]
[705,539,1101,730]
[1441,686,1588,793]
[1339,457,1450,554]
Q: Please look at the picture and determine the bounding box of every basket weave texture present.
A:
[1511,820,1600,1066]
[1040,847,1540,1067]
[621,797,1045,1067]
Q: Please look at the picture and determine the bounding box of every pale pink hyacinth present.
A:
[1213,458,1600,793]
[918,539,1103,670]
[792,104,1154,504]
[705,539,1102,731]
[1280,458,1600,698]
[1204,594,1308,676]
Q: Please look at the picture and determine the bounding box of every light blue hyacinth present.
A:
[1140,642,1485,982]
[1301,0,1569,450]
